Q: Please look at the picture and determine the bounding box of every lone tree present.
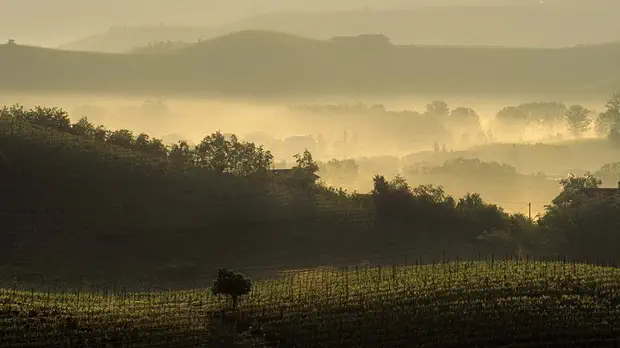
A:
[596,92,620,136]
[211,269,252,309]
[290,149,320,188]
[564,104,591,137]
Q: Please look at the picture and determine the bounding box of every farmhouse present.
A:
[580,182,620,197]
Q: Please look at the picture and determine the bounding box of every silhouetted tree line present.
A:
[129,40,191,54]
[403,158,557,210]
[294,93,620,150]
[1,102,620,288]
[369,174,532,257]
[0,104,373,286]
[538,173,620,262]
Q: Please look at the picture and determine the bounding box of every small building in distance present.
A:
[7,39,16,45]
[329,34,392,48]
[580,181,620,198]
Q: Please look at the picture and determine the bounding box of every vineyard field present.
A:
[2,260,620,347]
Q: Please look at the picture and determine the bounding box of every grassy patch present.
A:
[2,260,620,347]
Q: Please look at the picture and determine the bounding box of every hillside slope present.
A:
[0,113,375,288]
[3,30,620,96]
[58,5,620,53]
[213,6,620,47]
[59,26,214,54]
[3,261,620,347]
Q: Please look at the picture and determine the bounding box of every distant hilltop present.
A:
[1,30,620,97]
[328,34,393,47]
[56,5,620,54]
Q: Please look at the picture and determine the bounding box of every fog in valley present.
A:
[4,0,620,49]
[5,1,620,346]
[4,91,619,217]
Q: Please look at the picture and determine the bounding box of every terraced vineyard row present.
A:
[2,260,620,347]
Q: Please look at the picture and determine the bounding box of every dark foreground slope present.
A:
[2,31,620,96]
[0,105,539,290]
[2,261,620,347]
[0,115,383,289]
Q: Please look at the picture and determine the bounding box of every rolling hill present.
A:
[2,30,620,97]
[4,261,620,347]
[58,4,620,53]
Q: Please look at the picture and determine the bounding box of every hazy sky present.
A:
[1,0,618,46]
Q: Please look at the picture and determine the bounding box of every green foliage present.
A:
[1,104,72,132]
[211,269,252,309]
[411,157,519,177]
[495,105,529,130]
[318,158,359,189]
[448,107,481,131]
[564,104,592,137]
[293,103,452,149]
[169,140,195,166]
[284,149,320,189]
[595,162,620,185]
[596,92,620,136]
[134,133,168,158]
[293,149,318,174]
[4,261,620,347]
[0,103,384,287]
[3,101,620,293]
[1,104,274,177]
[521,101,566,127]
[495,101,567,133]
[538,172,620,259]
[425,100,449,118]
[608,126,620,145]
[320,158,358,177]
[195,132,273,176]
[551,172,601,206]
[107,129,135,148]
[71,116,97,138]
[403,157,557,212]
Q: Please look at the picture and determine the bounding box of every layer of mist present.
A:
[4,1,620,50]
[4,91,618,218]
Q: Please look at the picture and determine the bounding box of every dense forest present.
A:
[2,95,620,290]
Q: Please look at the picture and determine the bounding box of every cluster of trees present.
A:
[0,104,339,243]
[538,173,620,261]
[402,158,557,208]
[0,104,280,177]
[372,170,620,262]
[129,40,191,54]
[293,101,485,151]
[494,93,620,139]
[370,174,531,255]
[494,101,567,134]
[293,93,620,157]
[595,162,620,185]
[317,158,360,190]
[602,93,620,144]
[2,102,620,288]
[2,104,166,156]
